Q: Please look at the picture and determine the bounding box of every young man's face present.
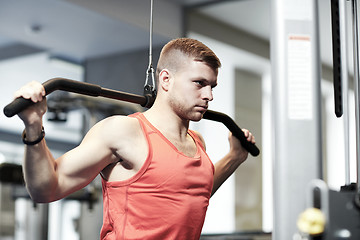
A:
[168,58,218,122]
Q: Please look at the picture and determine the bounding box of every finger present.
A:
[243,129,252,141]
[13,88,33,100]
[247,133,255,143]
[242,128,249,137]
[242,128,256,143]
[247,132,253,141]
[13,82,45,102]
[23,88,42,102]
[29,81,45,101]
[228,132,236,143]
[13,90,24,99]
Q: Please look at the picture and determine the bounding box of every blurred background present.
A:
[0,0,357,239]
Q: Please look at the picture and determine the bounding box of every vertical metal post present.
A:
[271,0,322,239]
[352,0,360,191]
[339,0,350,185]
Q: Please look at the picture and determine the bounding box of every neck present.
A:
[143,99,190,140]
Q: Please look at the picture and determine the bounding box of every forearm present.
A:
[211,151,247,196]
[23,125,58,202]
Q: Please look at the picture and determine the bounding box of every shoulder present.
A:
[96,114,139,130]
[84,114,142,145]
[191,130,206,151]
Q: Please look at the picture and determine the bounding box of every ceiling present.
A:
[0,0,355,69]
[0,0,235,62]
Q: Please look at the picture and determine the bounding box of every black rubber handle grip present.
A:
[203,110,260,157]
[4,78,103,117]
[3,97,36,118]
[3,78,151,117]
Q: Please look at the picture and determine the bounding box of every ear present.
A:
[158,69,171,92]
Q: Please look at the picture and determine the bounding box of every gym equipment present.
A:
[3,0,259,157]
[301,1,360,239]
[271,0,323,239]
[331,0,351,185]
[305,1,360,239]
[3,77,260,157]
[0,163,24,185]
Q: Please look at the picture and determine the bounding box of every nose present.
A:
[202,86,213,102]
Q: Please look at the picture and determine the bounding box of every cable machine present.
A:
[3,0,259,157]
[271,0,360,239]
[1,2,260,239]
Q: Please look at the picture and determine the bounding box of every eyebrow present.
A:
[204,79,217,88]
[211,82,218,88]
[192,77,217,89]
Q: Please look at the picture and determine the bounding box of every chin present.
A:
[189,112,204,122]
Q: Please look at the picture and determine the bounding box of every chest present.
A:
[165,135,198,158]
[142,133,214,192]
[101,131,148,182]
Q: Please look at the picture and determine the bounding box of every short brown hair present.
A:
[156,38,221,80]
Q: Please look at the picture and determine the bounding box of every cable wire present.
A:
[145,0,155,91]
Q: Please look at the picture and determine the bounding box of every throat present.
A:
[141,111,197,157]
[171,134,198,158]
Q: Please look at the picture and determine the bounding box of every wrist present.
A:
[22,126,45,145]
[23,115,43,127]
[229,148,248,163]
[23,123,44,143]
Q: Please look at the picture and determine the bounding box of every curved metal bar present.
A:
[3,78,149,117]
[202,110,260,156]
[3,78,260,156]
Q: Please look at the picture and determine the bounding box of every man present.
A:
[14,38,255,239]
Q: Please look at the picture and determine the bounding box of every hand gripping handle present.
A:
[3,78,102,118]
[3,78,149,117]
[203,110,260,157]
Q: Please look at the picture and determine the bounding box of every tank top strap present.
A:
[128,112,155,134]
[188,130,206,152]
[130,112,206,151]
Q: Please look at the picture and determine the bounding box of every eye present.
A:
[211,84,217,89]
[194,80,205,86]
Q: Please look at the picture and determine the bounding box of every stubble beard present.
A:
[168,95,203,122]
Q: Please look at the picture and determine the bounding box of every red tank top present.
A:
[100,112,214,240]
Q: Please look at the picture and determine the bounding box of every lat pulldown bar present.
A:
[3,78,260,157]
